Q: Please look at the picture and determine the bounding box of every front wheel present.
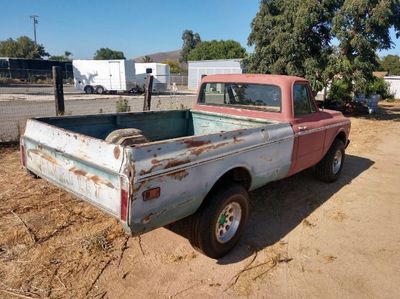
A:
[190,184,249,259]
[315,139,345,182]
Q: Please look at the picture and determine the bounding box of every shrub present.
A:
[366,77,394,99]
[116,98,130,112]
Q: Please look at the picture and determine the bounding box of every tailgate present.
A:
[21,119,128,220]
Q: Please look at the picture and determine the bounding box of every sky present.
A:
[0,0,399,59]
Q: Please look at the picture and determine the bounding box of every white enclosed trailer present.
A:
[134,63,170,92]
[384,76,400,99]
[73,59,136,94]
[188,59,243,90]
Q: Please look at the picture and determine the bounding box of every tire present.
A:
[105,128,148,146]
[95,85,105,94]
[190,183,249,259]
[315,139,345,182]
[84,85,94,94]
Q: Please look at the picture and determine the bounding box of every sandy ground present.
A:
[0,102,399,298]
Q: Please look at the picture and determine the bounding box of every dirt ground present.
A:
[0,102,399,299]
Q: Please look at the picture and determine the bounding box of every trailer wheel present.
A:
[95,86,105,94]
[190,183,249,258]
[315,139,345,182]
[84,85,94,94]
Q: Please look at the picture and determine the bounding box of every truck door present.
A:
[109,61,122,90]
[291,83,326,174]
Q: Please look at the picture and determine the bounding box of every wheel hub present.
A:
[332,149,342,174]
[215,202,242,244]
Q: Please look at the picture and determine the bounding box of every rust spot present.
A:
[183,140,211,148]
[142,209,167,224]
[139,159,161,176]
[28,149,58,165]
[90,175,115,189]
[113,146,121,159]
[132,180,147,194]
[189,142,230,156]
[69,166,87,176]
[233,136,244,143]
[165,159,190,169]
[167,170,189,181]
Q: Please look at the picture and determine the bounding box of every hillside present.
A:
[133,50,180,62]
[134,50,187,69]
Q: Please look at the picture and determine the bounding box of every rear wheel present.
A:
[84,85,94,94]
[190,184,249,258]
[315,139,345,182]
[95,85,105,94]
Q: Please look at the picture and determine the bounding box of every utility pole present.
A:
[30,15,39,44]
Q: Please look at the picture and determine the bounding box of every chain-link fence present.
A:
[0,73,196,142]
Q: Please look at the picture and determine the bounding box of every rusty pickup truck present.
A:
[20,74,351,258]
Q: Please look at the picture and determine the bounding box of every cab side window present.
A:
[293,84,316,116]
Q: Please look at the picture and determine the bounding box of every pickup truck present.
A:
[20,74,351,258]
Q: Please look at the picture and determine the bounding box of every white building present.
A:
[188,59,243,90]
[384,76,400,99]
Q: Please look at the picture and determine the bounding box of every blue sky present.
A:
[0,0,399,59]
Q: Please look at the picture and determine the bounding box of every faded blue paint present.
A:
[22,109,294,236]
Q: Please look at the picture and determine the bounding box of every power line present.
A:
[30,15,39,44]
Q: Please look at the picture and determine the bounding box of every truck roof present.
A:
[201,74,308,86]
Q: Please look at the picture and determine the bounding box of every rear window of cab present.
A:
[198,82,282,113]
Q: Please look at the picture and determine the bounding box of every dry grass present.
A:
[0,144,127,298]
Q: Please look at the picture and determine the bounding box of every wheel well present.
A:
[335,131,347,144]
[207,167,251,195]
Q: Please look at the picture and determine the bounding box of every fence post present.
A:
[52,66,65,115]
[143,75,153,111]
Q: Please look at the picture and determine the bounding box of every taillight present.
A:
[120,189,129,221]
[20,142,26,167]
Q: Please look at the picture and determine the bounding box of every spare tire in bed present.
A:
[105,128,149,146]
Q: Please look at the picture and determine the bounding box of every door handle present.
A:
[298,126,307,131]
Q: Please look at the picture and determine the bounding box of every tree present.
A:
[94,48,125,60]
[161,59,181,73]
[187,40,246,61]
[49,51,72,61]
[247,0,400,95]
[247,0,340,91]
[330,0,400,95]
[142,55,153,63]
[380,55,400,75]
[180,29,201,62]
[0,36,49,59]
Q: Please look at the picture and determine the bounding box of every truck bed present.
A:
[22,110,294,234]
[38,110,277,142]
